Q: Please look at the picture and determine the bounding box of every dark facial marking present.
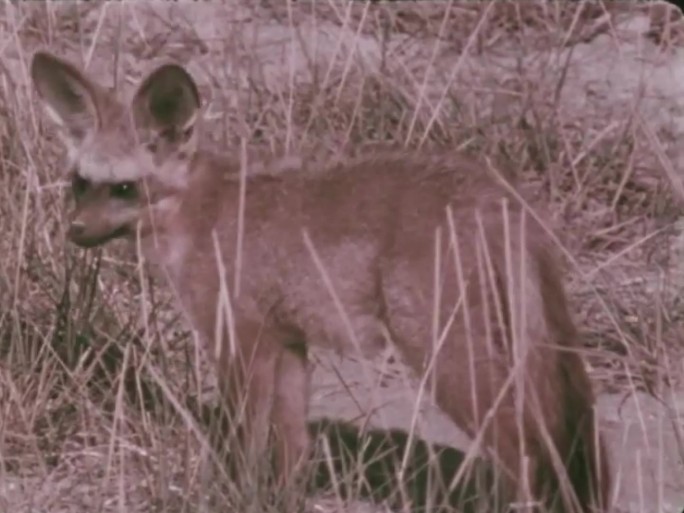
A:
[71,173,90,199]
[109,181,138,200]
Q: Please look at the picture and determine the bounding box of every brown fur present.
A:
[31,50,611,512]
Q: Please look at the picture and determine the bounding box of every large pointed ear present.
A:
[130,63,200,156]
[30,51,101,145]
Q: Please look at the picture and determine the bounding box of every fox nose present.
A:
[68,221,86,240]
[67,221,98,248]
[67,221,97,247]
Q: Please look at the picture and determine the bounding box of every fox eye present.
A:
[110,181,137,200]
[71,174,90,198]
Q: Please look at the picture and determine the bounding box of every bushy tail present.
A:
[536,244,611,512]
[552,351,611,512]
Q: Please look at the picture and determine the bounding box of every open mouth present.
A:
[69,225,131,248]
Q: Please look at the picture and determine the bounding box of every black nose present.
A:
[67,221,98,248]
[68,221,86,240]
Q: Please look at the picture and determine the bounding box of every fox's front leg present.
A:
[271,340,311,487]
[216,318,283,478]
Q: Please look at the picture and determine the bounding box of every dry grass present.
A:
[1,1,683,512]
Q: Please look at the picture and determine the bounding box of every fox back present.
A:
[31,51,611,512]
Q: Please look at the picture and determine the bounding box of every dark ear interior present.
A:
[131,64,200,134]
[30,51,101,140]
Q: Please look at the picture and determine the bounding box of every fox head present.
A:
[30,51,201,248]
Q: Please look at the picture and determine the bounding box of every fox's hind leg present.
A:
[380,258,540,510]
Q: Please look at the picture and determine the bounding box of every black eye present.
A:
[71,174,90,198]
[110,181,137,200]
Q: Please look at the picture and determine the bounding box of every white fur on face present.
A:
[72,144,188,190]
[70,143,150,183]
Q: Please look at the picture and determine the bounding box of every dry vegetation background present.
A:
[1,1,684,512]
